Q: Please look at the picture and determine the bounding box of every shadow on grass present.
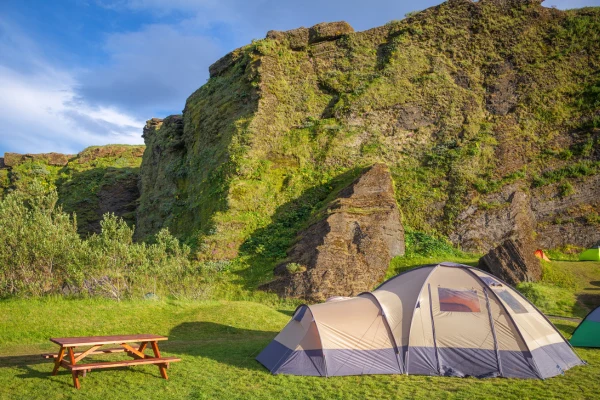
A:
[0,354,76,388]
[0,354,47,368]
[590,281,600,287]
[277,309,295,317]
[1,352,163,388]
[168,322,278,371]
[577,292,600,311]
[552,322,577,337]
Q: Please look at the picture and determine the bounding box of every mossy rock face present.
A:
[308,21,354,44]
[4,152,73,167]
[262,163,404,301]
[137,0,600,259]
[2,145,145,235]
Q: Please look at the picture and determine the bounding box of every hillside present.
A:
[0,145,144,234]
[138,0,600,266]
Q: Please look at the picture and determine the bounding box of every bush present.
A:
[0,182,84,296]
[0,181,202,299]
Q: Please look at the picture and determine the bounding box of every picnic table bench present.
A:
[42,334,181,389]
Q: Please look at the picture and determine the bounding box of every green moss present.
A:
[1,145,144,235]
[135,1,600,270]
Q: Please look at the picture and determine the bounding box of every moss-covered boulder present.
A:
[261,163,404,300]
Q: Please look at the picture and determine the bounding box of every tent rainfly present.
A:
[579,247,600,261]
[570,306,600,348]
[257,262,584,379]
[534,249,550,261]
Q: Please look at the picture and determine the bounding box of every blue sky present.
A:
[1,0,599,155]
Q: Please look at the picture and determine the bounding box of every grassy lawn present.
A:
[1,260,599,399]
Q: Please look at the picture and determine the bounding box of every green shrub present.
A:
[403,228,468,258]
[285,263,306,274]
[545,246,584,261]
[558,181,575,197]
[0,181,202,299]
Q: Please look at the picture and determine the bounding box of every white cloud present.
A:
[0,65,144,154]
[75,23,221,114]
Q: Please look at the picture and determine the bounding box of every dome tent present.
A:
[579,247,600,261]
[257,262,583,379]
[570,305,600,348]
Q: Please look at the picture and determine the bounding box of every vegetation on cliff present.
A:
[1,145,144,234]
[1,0,599,303]
[138,0,600,292]
[0,183,200,298]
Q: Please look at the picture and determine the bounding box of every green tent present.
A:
[571,306,600,347]
[579,247,600,261]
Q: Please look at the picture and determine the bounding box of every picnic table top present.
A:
[50,334,168,347]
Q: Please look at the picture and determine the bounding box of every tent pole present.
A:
[465,268,544,379]
[358,292,404,374]
[484,288,503,377]
[427,284,442,375]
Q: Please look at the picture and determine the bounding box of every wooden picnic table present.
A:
[42,334,181,389]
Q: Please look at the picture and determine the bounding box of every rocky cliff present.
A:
[138,0,600,263]
[1,145,144,234]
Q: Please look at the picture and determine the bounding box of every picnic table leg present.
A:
[138,341,148,354]
[52,346,65,376]
[150,341,168,380]
[68,348,81,390]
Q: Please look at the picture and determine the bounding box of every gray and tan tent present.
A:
[257,262,583,379]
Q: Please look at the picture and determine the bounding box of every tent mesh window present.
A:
[496,290,528,314]
[438,288,481,312]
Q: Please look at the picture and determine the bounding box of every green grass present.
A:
[0,297,598,400]
[1,259,600,399]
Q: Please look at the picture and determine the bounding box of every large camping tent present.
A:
[570,306,600,347]
[257,262,583,379]
[579,247,600,261]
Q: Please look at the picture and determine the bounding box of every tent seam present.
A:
[465,267,544,379]
[359,291,404,374]
[467,264,585,365]
[307,305,329,377]
[404,264,440,374]
[483,287,503,377]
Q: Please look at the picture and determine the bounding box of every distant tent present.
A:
[570,306,600,347]
[257,262,583,379]
[579,247,600,261]
[534,249,550,261]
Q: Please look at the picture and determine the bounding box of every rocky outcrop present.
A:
[308,22,354,44]
[451,187,536,252]
[266,21,353,51]
[2,145,145,235]
[135,116,186,240]
[451,171,600,252]
[136,0,600,262]
[266,27,310,50]
[479,238,542,285]
[532,174,600,249]
[4,152,73,167]
[261,164,404,301]
[208,48,246,78]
